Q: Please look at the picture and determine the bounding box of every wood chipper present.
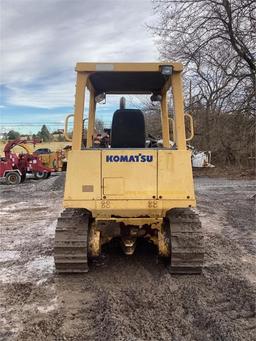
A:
[0,139,52,184]
[54,62,204,274]
[33,148,65,172]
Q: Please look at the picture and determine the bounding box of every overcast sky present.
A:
[0,0,159,133]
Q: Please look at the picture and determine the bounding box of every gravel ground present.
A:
[0,174,255,341]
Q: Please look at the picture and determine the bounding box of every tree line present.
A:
[3,125,65,142]
[3,119,105,143]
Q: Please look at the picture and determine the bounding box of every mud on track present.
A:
[0,174,255,341]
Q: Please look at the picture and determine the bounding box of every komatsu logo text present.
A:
[106,154,153,163]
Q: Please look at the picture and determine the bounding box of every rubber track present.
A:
[54,208,89,273]
[167,208,204,274]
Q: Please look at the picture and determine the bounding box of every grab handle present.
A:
[185,113,194,141]
[64,114,74,142]
[169,117,176,142]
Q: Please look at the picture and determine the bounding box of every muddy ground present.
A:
[0,174,255,341]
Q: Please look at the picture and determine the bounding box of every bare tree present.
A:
[149,0,256,167]
[152,0,255,82]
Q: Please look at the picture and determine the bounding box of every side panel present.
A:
[158,150,195,200]
[102,149,157,199]
[64,150,101,201]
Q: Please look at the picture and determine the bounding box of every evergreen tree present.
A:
[37,125,52,142]
[7,130,20,140]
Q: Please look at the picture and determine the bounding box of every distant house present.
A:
[20,134,33,140]
[0,132,7,140]
[52,129,64,141]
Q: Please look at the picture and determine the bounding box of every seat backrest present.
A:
[111,109,145,148]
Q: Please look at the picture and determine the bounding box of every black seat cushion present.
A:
[111,109,145,148]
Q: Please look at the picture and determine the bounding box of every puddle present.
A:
[0,251,21,262]
[37,297,58,313]
[25,256,54,276]
[0,257,54,284]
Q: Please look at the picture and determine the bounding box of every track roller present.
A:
[167,208,204,274]
[54,208,90,273]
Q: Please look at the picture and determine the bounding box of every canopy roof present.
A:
[89,71,168,94]
[75,62,183,95]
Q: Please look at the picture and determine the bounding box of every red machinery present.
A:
[0,139,53,185]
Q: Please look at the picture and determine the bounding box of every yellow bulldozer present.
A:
[54,62,204,274]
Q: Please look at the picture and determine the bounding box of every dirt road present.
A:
[0,174,255,341]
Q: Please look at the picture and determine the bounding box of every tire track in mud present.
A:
[0,176,255,341]
[80,250,256,341]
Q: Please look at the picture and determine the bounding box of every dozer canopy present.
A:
[76,62,183,94]
[69,62,188,151]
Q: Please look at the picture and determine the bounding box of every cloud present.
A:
[6,81,76,109]
[1,0,158,109]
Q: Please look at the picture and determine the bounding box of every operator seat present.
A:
[111,109,146,148]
